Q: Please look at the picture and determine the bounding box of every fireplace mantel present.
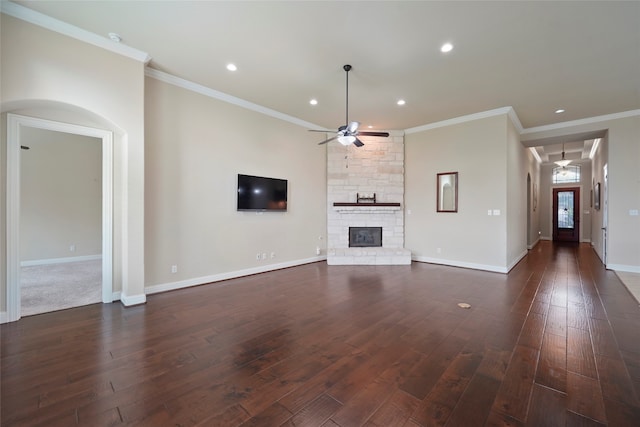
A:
[333,202,400,207]
[332,202,401,213]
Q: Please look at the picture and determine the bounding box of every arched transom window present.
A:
[552,165,581,184]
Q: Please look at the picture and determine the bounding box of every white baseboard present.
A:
[527,237,541,250]
[145,256,326,296]
[21,254,101,267]
[607,264,640,273]
[412,255,507,274]
[507,250,529,272]
[120,292,146,306]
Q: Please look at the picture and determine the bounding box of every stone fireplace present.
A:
[326,132,411,265]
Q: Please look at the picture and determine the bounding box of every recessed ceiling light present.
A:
[555,109,565,114]
[440,43,453,53]
[309,99,318,106]
[226,63,237,71]
[108,32,121,43]
[397,99,406,106]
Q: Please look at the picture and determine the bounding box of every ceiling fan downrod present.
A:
[344,64,351,126]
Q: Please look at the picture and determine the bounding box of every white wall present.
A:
[405,114,510,272]
[506,118,531,269]
[144,77,326,289]
[1,13,146,310]
[591,136,608,262]
[20,128,101,261]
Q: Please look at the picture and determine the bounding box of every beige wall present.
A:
[144,77,327,288]
[405,114,510,272]
[1,14,146,311]
[20,128,101,261]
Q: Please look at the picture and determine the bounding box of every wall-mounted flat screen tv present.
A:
[237,174,288,211]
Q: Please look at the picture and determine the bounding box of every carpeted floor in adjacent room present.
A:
[20,259,101,317]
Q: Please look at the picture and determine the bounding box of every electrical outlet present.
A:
[256,253,261,261]
[437,248,442,254]
[262,253,267,260]
[69,244,76,252]
[171,265,178,273]
[270,252,275,259]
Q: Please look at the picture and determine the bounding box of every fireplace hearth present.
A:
[349,227,382,248]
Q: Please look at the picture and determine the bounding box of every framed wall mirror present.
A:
[437,172,458,212]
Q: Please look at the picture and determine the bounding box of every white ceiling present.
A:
[8,1,640,156]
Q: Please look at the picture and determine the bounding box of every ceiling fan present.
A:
[311,64,389,147]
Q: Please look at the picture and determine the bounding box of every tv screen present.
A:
[237,174,288,211]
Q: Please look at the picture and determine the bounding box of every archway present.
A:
[5,109,114,322]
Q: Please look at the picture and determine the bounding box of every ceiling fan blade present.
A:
[347,121,360,134]
[308,129,334,133]
[353,138,365,147]
[317,135,339,145]
[358,131,390,137]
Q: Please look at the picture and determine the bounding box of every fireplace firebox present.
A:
[349,227,382,248]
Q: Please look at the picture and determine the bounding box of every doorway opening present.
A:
[6,114,113,322]
[552,187,580,242]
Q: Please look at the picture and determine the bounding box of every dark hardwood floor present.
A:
[2,242,640,426]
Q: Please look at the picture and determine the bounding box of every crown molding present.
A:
[529,147,542,164]
[1,1,151,63]
[507,107,524,133]
[521,109,640,135]
[405,106,518,134]
[145,68,324,130]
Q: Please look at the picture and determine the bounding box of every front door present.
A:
[553,187,580,242]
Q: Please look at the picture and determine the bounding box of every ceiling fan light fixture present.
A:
[338,135,356,146]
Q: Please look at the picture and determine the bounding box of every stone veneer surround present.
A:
[326,132,411,265]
